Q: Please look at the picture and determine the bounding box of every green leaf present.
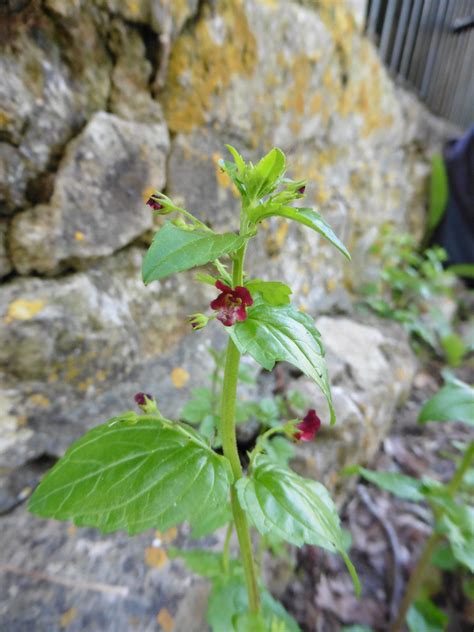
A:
[448,263,474,279]
[190,501,232,538]
[427,154,448,233]
[341,627,375,632]
[245,280,292,306]
[251,204,350,260]
[436,501,474,573]
[261,436,295,467]
[407,598,448,632]
[229,298,335,424]
[181,387,214,424]
[167,548,240,578]
[225,144,247,174]
[440,332,466,367]
[236,459,360,594]
[247,148,286,200]
[430,543,458,571]
[28,417,232,535]
[142,222,245,284]
[344,466,425,501]
[207,577,301,632]
[418,378,474,426]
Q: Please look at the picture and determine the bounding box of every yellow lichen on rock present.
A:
[4,299,45,324]
[163,0,257,133]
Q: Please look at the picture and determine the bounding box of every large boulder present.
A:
[9,113,169,274]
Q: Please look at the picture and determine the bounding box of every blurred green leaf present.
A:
[427,154,448,233]
[407,598,448,632]
[418,378,474,426]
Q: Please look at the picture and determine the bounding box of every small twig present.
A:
[0,564,129,597]
[357,485,404,622]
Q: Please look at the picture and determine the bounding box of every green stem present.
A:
[219,245,260,615]
[390,442,474,632]
[222,522,233,576]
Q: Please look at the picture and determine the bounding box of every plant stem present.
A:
[222,522,233,576]
[390,441,474,632]
[219,244,260,614]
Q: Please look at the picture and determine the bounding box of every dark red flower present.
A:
[146,197,163,211]
[297,185,306,195]
[210,280,253,327]
[134,392,152,407]
[294,409,321,441]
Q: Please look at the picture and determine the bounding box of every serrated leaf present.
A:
[245,280,292,306]
[29,417,232,535]
[418,378,474,426]
[436,501,474,572]
[346,466,425,501]
[250,204,350,260]
[247,148,286,200]
[229,298,334,424]
[236,460,360,594]
[142,222,245,284]
[207,577,301,632]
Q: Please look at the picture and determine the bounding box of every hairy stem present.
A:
[219,244,260,614]
[390,441,474,632]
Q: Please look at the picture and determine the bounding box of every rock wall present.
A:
[0,0,453,470]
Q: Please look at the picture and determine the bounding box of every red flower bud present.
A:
[294,409,321,441]
[146,197,163,211]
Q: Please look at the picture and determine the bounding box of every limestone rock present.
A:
[108,19,164,124]
[10,113,169,274]
[0,7,112,213]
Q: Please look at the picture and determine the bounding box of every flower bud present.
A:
[134,392,158,414]
[188,313,209,331]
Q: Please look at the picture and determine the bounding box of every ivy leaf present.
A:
[28,417,232,535]
[343,466,426,501]
[236,459,360,594]
[229,298,334,424]
[142,222,245,284]
[247,148,286,200]
[245,279,292,306]
[250,204,350,260]
[418,376,474,426]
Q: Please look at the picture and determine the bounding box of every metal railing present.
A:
[366,0,474,128]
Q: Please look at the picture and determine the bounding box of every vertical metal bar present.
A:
[440,0,470,120]
[451,29,474,126]
[380,0,399,62]
[420,0,449,98]
[399,0,423,80]
[410,0,438,88]
[367,0,382,39]
[390,0,412,74]
[428,0,458,113]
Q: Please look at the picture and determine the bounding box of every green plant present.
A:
[28,146,359,630]
[345,375,474,632]
[359,226,467,364]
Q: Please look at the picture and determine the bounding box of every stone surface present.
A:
[9,113,169,274]
[0,219,12,278]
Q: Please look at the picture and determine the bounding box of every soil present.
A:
[281,360,474,632]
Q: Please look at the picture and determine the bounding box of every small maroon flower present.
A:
[134,392,152,406]
[294,409,321,441]
[146,197,163,211]
[297,185,306,195]
[210,280,253,327]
